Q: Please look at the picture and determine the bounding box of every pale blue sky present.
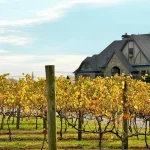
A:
[0,0,150,77]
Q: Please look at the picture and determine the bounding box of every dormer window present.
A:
[129,48,133,58]
[82,63,89,70]
[84,63,89,69]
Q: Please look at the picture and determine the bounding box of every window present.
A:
[131,71,139,79]
[141,70,146,76]
[84,63,89,69]
[99,68,105,77]
[81,63,89,70]
[129,48,133,58]
[129,41,134,48]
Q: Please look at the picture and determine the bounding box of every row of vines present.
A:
[0,73,150,149]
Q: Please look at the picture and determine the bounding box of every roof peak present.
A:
[121,33,150,40]
[131,33,150,36]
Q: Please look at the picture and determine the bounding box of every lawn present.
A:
[0,116,150,149]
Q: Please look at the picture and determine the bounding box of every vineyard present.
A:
[0,73,150,149]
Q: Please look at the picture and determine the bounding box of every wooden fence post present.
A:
[45,65,57,150]
[122,81,128,149]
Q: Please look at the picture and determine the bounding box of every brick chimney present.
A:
[122,33,130,40]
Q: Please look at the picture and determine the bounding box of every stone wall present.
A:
[105,54,130,76]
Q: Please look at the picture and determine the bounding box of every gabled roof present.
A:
[96,40,126,69]
[74,34,150,74]
[74,40,126,73]
[73,56,97,73]
[96,40,136,72]
[132,34,150,62]
[114,49,137,72]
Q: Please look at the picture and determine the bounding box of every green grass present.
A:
[0,115,150,149]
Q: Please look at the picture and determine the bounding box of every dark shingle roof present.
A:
[96,40,126,69]
[97,40,136,72]
[74,34,150,73]
[74,40,127,73]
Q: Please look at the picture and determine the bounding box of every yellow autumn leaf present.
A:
[134,105,138,109]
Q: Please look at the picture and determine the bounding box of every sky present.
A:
[0,0,150,78]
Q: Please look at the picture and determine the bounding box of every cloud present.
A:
[0,54,87,77]
[0,49,8,53]
[0,0,7,2]
[0,28,22,34]
[0,35,32,45]
[0,0,126,27]
[0,0,20,2]
[0,18,55,27]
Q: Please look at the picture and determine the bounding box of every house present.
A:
[74,33,150,80]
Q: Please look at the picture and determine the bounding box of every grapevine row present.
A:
[0,73,150,148]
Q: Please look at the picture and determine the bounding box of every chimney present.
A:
[122,33,130,40]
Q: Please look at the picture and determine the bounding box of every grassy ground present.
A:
[0,116,150,149]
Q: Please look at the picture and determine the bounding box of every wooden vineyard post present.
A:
[149,119,150,134]
[16,106,21,129]
[122,81,128,149]
[45,65,57,150]
[78,110,82,141]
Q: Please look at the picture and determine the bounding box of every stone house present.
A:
[74,33,150,80]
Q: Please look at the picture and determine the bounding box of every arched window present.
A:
[111,66,120,76]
